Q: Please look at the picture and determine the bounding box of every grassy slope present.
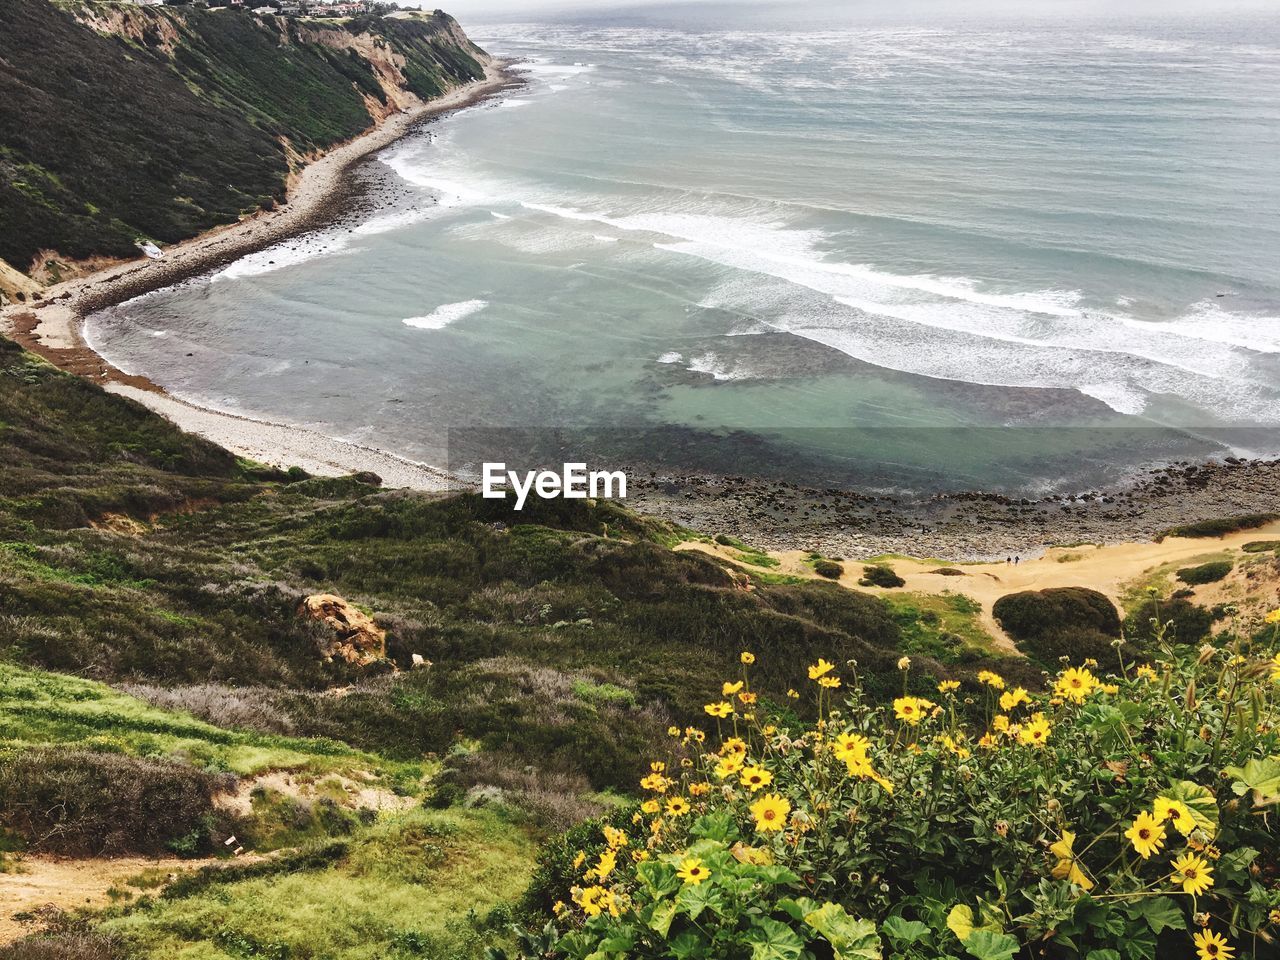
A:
[99,808,537,960]
[0,338,1037,953]
[0,0,485,273]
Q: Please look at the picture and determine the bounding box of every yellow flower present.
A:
[722,680,744,696]
[1049,830,1094,891]
[999,687,1030,712]
[808,658,835,680]
[1125,811,1167,859]
[749,793,791,832]
[740,765,774,792]
[1019,716,1051,746]
[1192,929,1233,960]
[677,856,710,885]
[978,733,997,750]
[591,849,617,881]
[818,675,842,689]
[992,714,1011,733]
[977,670,1006,690]
[688,782,710,797]
[832,732,870,762]
[938,680,960,694]
[668,725,681,736]
[1154,797,1196,836]
[1054,667,1098,703]
[665,797,690,817]
[786,688,799,699]
[641,799,659,814]
[572,850,585,869]
[894,696,927,725]
[715,753,745,779]
[602,825,628,849]
[575,885,616,917]
[704,700,734,718]
[1171,852,1214,897]
[738,691,758,704]
[1136,664,1157,680]
[640,773,671,792]
[1271,652,1280,681]
[721,737,747,756]
[1265,609,1280,624]
[897,656,912,671]
[940,734,971,759]
[740,651,756,664]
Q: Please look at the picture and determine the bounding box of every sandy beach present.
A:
[0,62,516,490]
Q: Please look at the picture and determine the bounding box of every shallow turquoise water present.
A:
[89,10,1280,493]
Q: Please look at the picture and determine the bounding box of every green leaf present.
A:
[947,904,1003,943]
[804,902,882,960]
[689,809,740,842]
[636,860,680,898]
[1160,781,1220,837]
[743,917,806,960]
[1224,756,1280,807]
[1086,951,1121,960]
[1124,896,1186,935]
[775,897,819,922]
[882,915,930,946]
[648,900,677,938]
[743,864,802,886]
[668,929,710,960]
[675,881,724,921]
[963,930,1019,960]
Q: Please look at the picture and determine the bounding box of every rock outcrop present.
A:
[298,594,387,666]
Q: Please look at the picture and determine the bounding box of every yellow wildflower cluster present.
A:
[588,647,1277,960]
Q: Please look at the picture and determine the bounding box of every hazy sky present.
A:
[425,0,1276,23]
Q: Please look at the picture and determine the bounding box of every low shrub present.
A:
[0,932,126,960]
[506,638,1280,960]
[858,564,903,588]
[1156,513,1278,540]
[812,558,843,579]
[0,748,235,856]
[1124,596,1215,646]
[993,587,1120,646]
[1176,559,1233,585]
[1242,540,1280,553]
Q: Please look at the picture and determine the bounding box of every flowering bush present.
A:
[503,621,1280,960]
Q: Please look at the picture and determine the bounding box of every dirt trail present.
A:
[679,520,1280,653]
[0,855,233,944]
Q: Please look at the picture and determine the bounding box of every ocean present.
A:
[87,7,1280,495]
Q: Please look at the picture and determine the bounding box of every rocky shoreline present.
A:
[628,456,1280,560]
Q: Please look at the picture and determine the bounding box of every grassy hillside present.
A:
[0,0,486,279]
[4,338,1248,957]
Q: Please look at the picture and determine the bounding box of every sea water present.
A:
[87,7,1280,494]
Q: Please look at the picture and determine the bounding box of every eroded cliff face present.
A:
[0,1,489,289]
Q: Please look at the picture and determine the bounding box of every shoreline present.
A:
[0,61,518,493]
[3,60,1280,559]
[0,60,517,394]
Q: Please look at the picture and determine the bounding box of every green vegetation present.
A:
[98,808,536,960]
[991,587,1122,666]
[885,592,1001,662]
[0,0,485,274]
[859,563,905,588]
[812,558,843,579]
[1242,539,1280,553]
[1176,559,1233,586]
[509,645,1280,960]
[1155,513,1279,541]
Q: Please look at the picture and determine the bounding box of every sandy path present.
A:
[0,854,264,944]
[679,520,1280,652]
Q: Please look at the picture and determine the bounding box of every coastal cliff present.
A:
[0,0,489,296]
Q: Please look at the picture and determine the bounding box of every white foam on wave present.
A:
[402,299,488,330]
[657,351,682,364]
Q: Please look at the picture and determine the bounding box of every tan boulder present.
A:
[298,594,387,666]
